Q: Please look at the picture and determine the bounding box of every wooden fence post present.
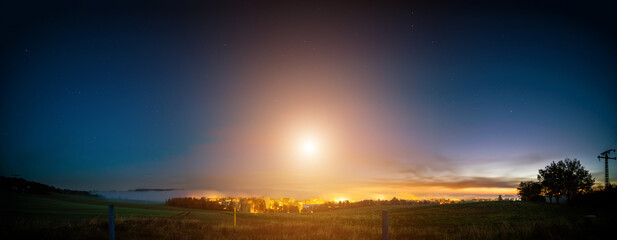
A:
[382,210,388,240]
[109,204,115,240]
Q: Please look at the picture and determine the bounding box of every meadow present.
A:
[3,193,616,239]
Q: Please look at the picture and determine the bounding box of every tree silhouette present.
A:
[538,158,594,200]
[517,181,543,201]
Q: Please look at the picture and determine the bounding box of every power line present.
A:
[607,137,617,149]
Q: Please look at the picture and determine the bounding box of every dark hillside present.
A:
[1,176,94,196]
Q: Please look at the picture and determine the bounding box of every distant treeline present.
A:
[308,198,431,212]
[130,189,180,192]
[0,176,94,196]
[569,184,617,206]
[166,197,226,211]
[165,197,266,212]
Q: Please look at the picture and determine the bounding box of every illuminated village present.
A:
[165,196,518,213]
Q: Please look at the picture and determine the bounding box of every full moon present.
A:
[301,139,318,156]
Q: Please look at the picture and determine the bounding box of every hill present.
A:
[1,176,93,196]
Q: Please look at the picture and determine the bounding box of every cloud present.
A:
[368,175,521,189]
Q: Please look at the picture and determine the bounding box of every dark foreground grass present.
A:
[2,193,616,239]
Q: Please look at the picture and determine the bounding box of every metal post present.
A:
[606,158,610,187]
[234,205,237,228]
[109,204,115,240]
[598,149,616,188]
[382,210,388,240]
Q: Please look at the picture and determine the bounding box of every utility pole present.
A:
[382,210,388,240]
[109,204,115,240]
[597,149,616,187]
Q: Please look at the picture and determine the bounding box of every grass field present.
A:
[2,193,616,239]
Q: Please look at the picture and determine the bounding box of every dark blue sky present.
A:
[1,1,616,199]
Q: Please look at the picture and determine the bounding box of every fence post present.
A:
[109,204,115,240]
[382,210,388,240]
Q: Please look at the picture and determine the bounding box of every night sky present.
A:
[2,1,616,200]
